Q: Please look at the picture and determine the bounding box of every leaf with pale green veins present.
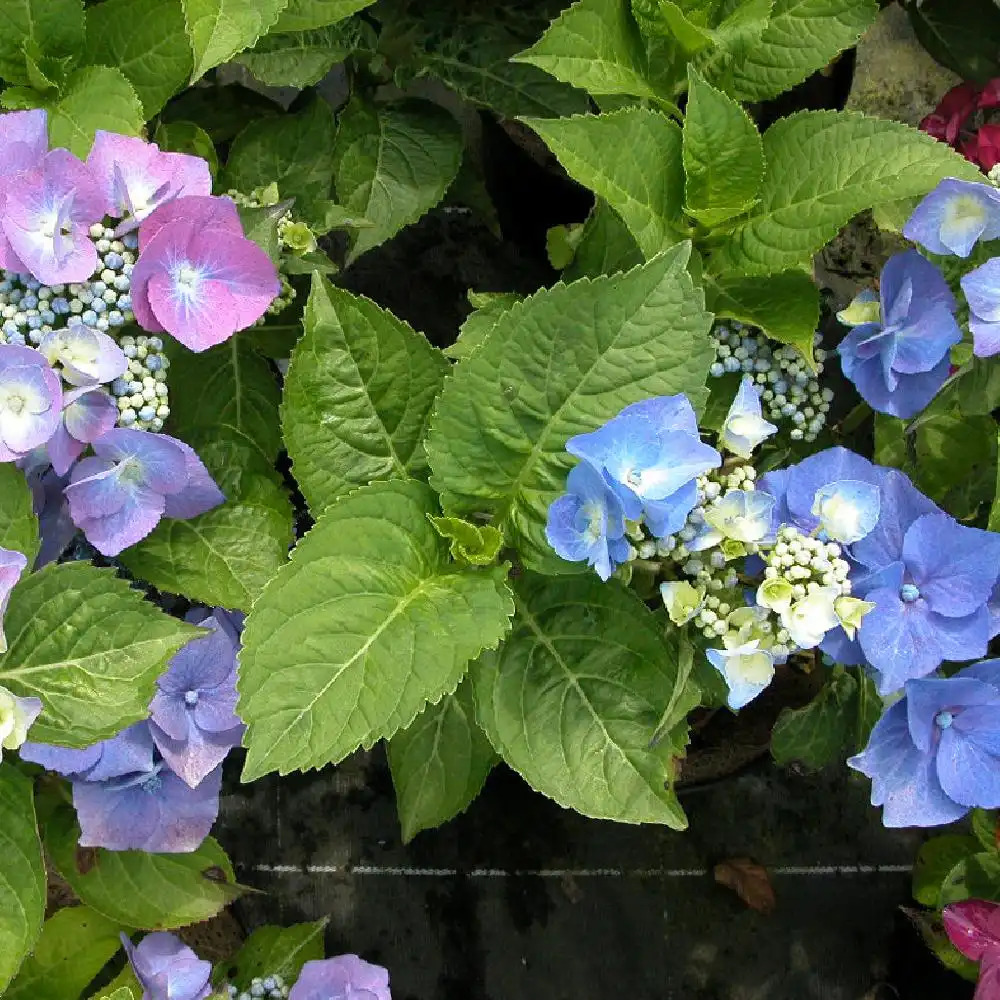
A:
[181,0,288,81]
[389,675,498,842]
[46,811,243,930]
[225,98,336,230]
[682,66,763,226]
[426,245,714,574]
[42,67,144,157]
[0,563,202,746]
[563,198,643,279]
[85,0,192,117]
[708,110,984,275]
[444,292,523,361]
[238,480,515,780]
[912,835,979,907]
[525,108,685,259]
[332,98,463,264]
[0,0,85,85]
[0,765,45,993]
[219,920,328,990]
[472,575,692,826]
[282,274,449,514]
[235,22,361,89]
[0,463,38,564]
[513,0,659,101]
[272,0,374,31]
[5,907,122,1000]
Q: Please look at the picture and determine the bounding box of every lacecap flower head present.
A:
[289,955,392,1000]
[904,177,1000,257]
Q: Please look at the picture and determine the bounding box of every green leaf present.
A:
[218,920,327,990]
[444,292,522,361]
[513,0,658,101]
[0,562,202,746]
[426,245,714,573]
[0,463,38,565]
[235,23,359,88]
[972,809,998,851]
[43,66,143,158]
[282,274,449,514]
[85,0,192,117]
[153,121,218,178]
[682,66,763,226]
[428,516,504,566]
[97,990,135,1000]
[874,412,909,470]
[704,271,820,368]
[238,480,515,780]
[160,82,282,144]
[224,99,336,230]
[0,0,84,86]
[6,907,122,1000]
[272,0,374,31]
[709,110,984,276]
[914,412,997,521]
[46,812,242,930]
[0,765,45,993]
[389,675,497,842]
[525,108,684,259]
[332,98,463,264]
[912,835,979,907]
[771,668,857,769]
[722,0,877,102]
[472,574,691,826]
[181,0,287,81]
[905,0,1000,84]
[563,198,644,279]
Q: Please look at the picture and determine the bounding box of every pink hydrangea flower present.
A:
[943,899,1000,1000]
[0,344,62,462]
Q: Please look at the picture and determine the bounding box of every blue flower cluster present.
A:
[838,178,1000,417]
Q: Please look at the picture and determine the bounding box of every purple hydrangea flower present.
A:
[904,178,1000,257]
[122,931,212,1000]
[1,148,103,285]
[566,395,721,538]
[63,428,223,555]
[546,461,631,581]
[0,546,26,653]
[289,955,392,1000]
[848,662,1000,827]
[961,257,1000,358]
[0,110,50,269]
[20,721,156,781]
[47,386,119,476]
[87,131,212,232]
[39,325,127,387]
[0,344,62,461]
[21,456,75,567]
[838,250,961,419]
[131,196,280,352]
[150,610,244,788]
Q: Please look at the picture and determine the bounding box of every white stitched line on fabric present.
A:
[240,863,912,877]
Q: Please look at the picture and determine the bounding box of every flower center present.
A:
[116,456,144,486]
[141,772,163,794]
[176,264,201,292]
[935,710,955,729]
[626,469,642,487]
[184,690,199,707]
[900,583,921,603]
[5,393,24,415]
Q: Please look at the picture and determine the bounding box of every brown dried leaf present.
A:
[713,857,776,914]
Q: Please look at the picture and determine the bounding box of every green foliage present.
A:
[219,920,328,990]
[428,516,505,566]
[235,22,362,88]
[0,0,85,86]
[238,480,515,780]
[85,0,192,117]
[6,906,122,1000]
[154,121,218,177]
[426,246,714,572]
[282,274,448,514]
[225,99,337,230]
[331,98,463,263]
[273,0,375,31]
[46,811,243,930]
[181,0,287,80]
[905,0,1000,83]
[388,675,498,842]
[709,111,984,275]
[563,198,644,279]
[0,563,202,746]
[0,464,38,565]
[682,66,763,227]
[914,412,997,521]
[0,765,45,993]
[526,108,685,258]
[472,575,694,826]
[444,292,523,361]
[913,835,979,908]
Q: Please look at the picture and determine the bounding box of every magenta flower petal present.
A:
[160,437,224,519]
[2,149,103,284]
[944,899,1000,962]
[0,345,62,461]
[87,131,212,231]
[138,195,242,250]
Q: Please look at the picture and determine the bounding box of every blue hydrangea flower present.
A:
[838,250,960,418]
[289,956,391,1000]
[149,610,244,789]
[20,720,154,780]
[121,931,212,1000]
[961,257,1000,358]
[848,662,1000,827]
[546,462,630,580]
[719,375,777,459]
[810,480,880,544]
[566,395,720,538]
[706,639,775,710]
[904,178,1000,258]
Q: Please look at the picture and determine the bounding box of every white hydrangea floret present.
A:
[810,480,880,544]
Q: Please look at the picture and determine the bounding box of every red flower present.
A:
[965,124,1000,172]
[980,78,1000,111]
[921,81,981,144]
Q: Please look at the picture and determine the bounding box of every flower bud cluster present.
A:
[110,334,170,431]
[708,322,832,442]
[226,974,289,999]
